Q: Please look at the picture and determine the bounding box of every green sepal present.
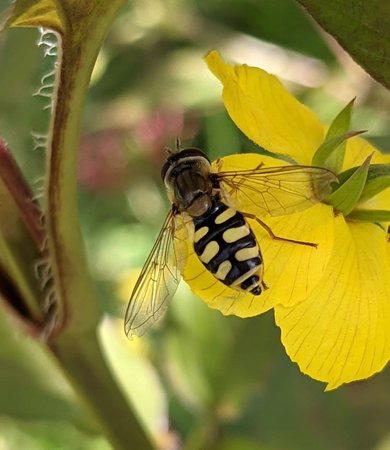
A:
[311,130,366,172]
[326,154,372,215]
[326,99,356,138]
[323,98,355,173]
[337,163,390,203]
[360,164,390,202]
[347,209,390,222]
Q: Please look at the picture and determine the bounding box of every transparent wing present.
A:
[124,210,187,338]
[217,165,337,217]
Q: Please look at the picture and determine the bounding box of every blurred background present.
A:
[0,0,390,449]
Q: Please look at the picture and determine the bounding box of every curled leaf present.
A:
[0,139,47,334]
[0,139,45,249]
[1,0,65,32]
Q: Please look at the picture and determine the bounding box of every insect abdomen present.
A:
[193,198,264,295]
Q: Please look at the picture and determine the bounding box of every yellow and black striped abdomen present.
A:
[193,198,264,295]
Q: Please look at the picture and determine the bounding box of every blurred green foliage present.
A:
[297,0,390,89]
[0,0,389,449]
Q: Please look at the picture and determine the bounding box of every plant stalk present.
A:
[43,2,154,448]
[51,331,154,450]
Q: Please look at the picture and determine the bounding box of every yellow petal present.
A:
[360,185,390,216]
[255,203,334,308]
[183,203,334,316]
[343,136,389,170]
[212,152,285,171]
[205,50,324,165]
[275,216,390,389]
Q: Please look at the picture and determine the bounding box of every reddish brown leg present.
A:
[253,162,265,170]
[243,212,318,248]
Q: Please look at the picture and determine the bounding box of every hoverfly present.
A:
[124,146,336,337]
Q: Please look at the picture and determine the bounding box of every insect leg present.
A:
[243,212,318,248]
[252,162,265,170]
[214,158,223,172]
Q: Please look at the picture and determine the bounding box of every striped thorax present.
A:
[162,148,265,296]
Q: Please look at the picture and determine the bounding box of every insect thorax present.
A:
[192,197,264,296]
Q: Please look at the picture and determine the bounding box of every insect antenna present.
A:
[164,137,182,156]
[175,137,181,151]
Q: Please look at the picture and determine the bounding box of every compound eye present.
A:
[161,148,210,181]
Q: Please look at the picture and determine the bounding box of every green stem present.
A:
[51,332,154,450]
[43,2,154,449]
[45,4,109,333]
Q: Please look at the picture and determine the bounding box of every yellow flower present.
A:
[183,50,390,389]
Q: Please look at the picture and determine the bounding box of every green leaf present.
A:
[1,0,65,32]
[347,209,390,222]
[326,154,372,215]
[0,313,93,430]
[296,0,390,89]
[311,130,365,171]
[323,98,355,173]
